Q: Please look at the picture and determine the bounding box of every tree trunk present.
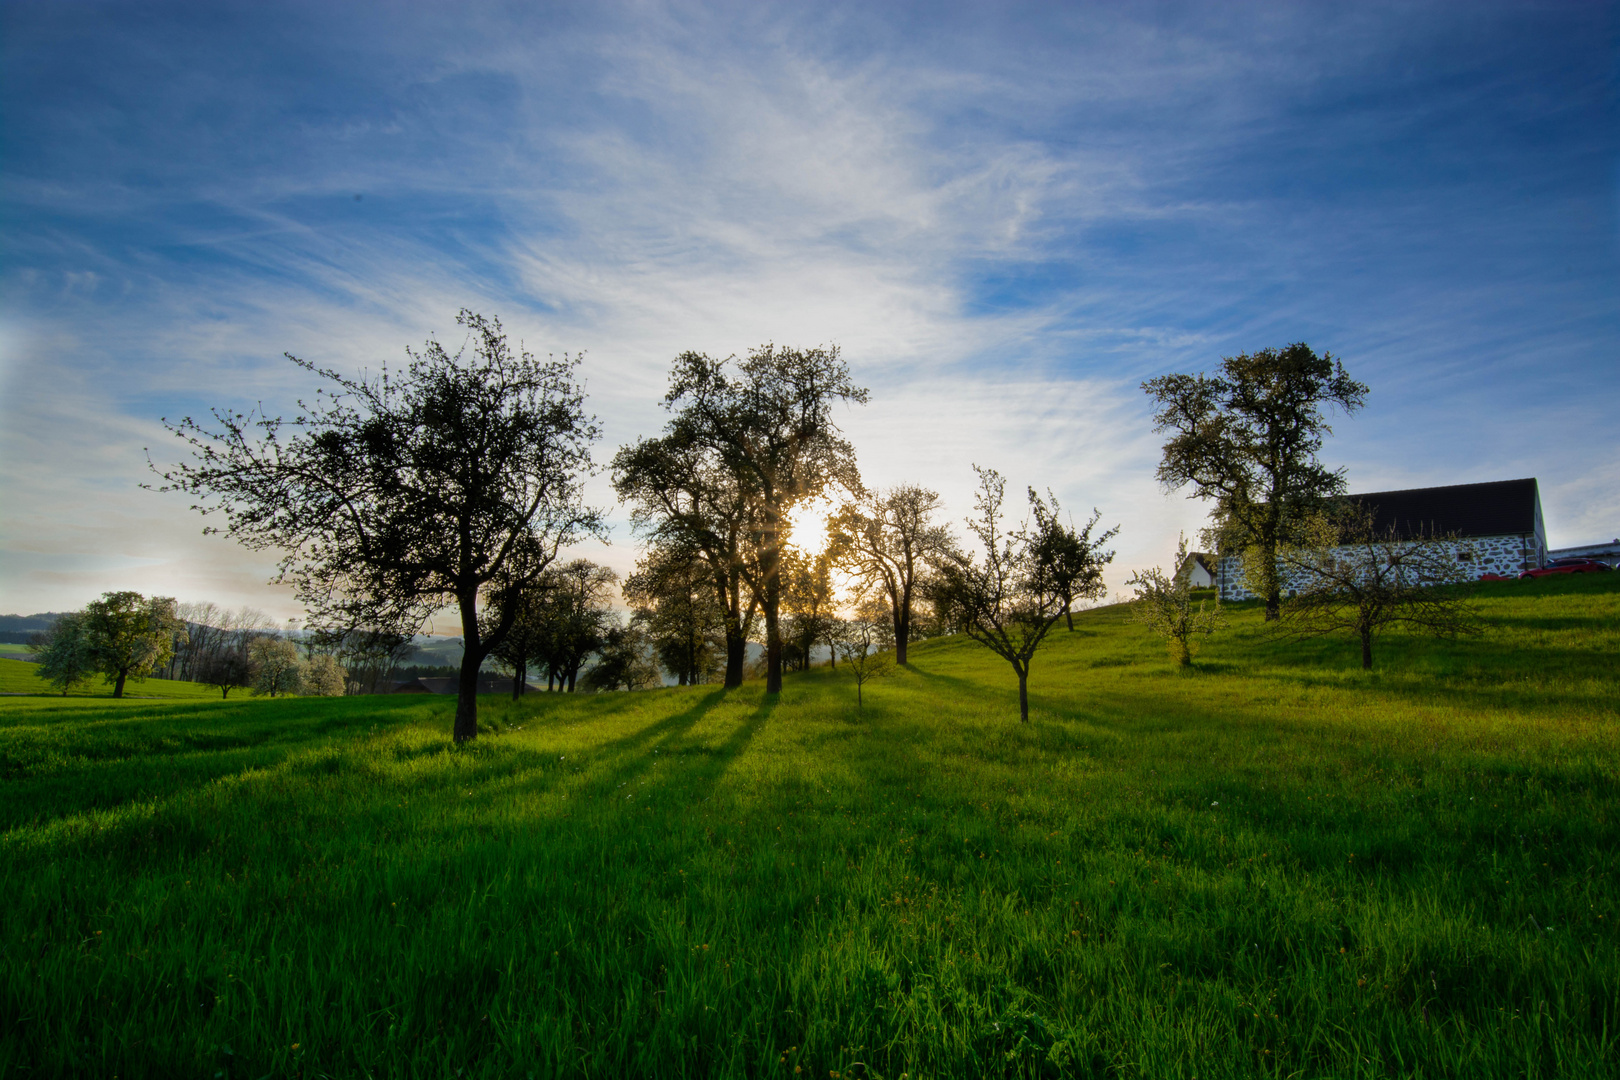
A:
[453,590,481,743]
[113,668,128,698]
[1172,637,1191,667]
[1065,606,1075,632]
[723,631,746,688]
[762,499,783,694]
[567,668,577,692]
[221,687,229,699]
[511,660,524,700]
[857,677,863,708]
[764,592,782,694]
[1017,669,1029,723]
[895,607,910,665]
[1360,628,1373,670]
[1259,519,1282,621]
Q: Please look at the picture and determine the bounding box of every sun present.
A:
[785,495,838,557]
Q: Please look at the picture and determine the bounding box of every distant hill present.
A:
[0,613,65,644]
[0,613,66,632]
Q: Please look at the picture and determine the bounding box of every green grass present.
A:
[0,657,241,699]
[3,574,1617,1078]
[0,641,36,655]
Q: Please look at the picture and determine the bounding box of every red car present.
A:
[1519,558,1614,579]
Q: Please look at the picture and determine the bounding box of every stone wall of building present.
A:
[1216,533,1546,601]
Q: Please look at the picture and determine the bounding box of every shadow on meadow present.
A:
[492,685,772,816]
[0,696,443,827]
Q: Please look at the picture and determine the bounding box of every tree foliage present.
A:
[1025,489,1117,632]
[151,310,603,740]
[581,622,663,692]
[82,592,186,698]
[250,637,306,697]
[1126,534,1227,666]
[926,467,1087,723]
[622,544,726,686]
[658,345,867,694]
[195,645,258,699]
[613,433,761,688]
[304,653,348,696]
[832,484,952,663]
[30,613,94,696]
[1279,508,1480,669]
[1143,343,1367,620]
[323,625,416,696]
[780,549,837,672]
[534,560,618,692]
[481,563,556,699]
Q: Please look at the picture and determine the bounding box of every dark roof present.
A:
[1341,478,1540,540]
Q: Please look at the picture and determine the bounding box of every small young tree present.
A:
[829,601,894,708]
[304,654,348,696]
[1026,489,1118,631]
[83,592,187,698]
[250,637,307,697]
[1279,509,1480,669]
[927,467,1094,722]
[1126,534,1227,666]
[196,644,256,698]
[31,613,95,696]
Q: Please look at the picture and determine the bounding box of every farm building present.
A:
[1216,477,1549,601]
[1176,552,1217,588]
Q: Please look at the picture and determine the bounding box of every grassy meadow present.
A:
[0,656,233,699]
[2,574,1617,1078]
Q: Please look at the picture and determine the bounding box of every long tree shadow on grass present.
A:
[423,688,773,831]
[582,690,775,811]
[0,696,442,828]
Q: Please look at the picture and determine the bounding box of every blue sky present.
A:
[2,1,1616,622]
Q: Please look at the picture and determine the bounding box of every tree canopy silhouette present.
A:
[1143,343,1366,620]
[151,310,603,741]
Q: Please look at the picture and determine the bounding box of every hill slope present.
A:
[2,575,1616,1077]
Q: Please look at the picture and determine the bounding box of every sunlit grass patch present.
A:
[0,656,235,699]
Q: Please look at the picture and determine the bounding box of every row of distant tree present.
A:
[144,313,1481,735]
[28,592,345,698]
